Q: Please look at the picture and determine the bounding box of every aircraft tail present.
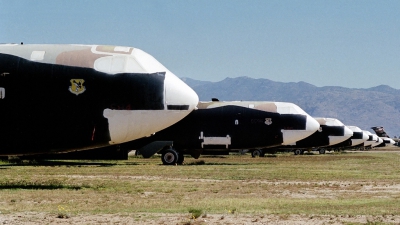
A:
[371,126,390,138]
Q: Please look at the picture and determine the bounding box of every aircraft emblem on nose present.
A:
[265,118,272,125]
[69,79,86,95]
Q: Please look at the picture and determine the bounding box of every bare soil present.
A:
[2,212,400,224]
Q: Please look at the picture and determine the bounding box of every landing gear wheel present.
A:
[161,149,179,165]
[319,148,326,154]
[177,152,184,165]
[251,149,263,158]
[294,149,303,155]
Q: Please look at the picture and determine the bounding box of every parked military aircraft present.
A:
[347,126,369,147]
[371,126,396,146]
[29,100,320,164]
[271,117,353,155]
[132,101,321,164]
[0,44,198,155]
[318,125,369,151]
[363,131,383,148]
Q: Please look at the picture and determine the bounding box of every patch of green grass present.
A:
[188,208,203,219]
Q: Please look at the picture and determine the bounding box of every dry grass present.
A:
[1,150,400,218]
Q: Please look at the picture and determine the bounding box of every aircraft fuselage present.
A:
[0,44,198,155]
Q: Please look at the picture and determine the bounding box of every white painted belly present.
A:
[103,109,190,144]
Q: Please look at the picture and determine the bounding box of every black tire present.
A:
[161,149,179,165]
[134,150,141,156]
[319,148,326,154]
[251,149,262,158]
[294,149,302,155]
[177,152,184,165]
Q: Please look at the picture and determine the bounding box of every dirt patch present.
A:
[1,212,400,224]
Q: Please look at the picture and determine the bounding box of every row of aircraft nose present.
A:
[0,44,393,164]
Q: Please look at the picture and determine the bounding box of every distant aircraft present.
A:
[29,101,320,164]
[0,44,198,155]
[347,126,369,147]
[371,126,396,146]
[321,125,369,151]
[274,117,353,155]
[363,131,383,148]
[134,101,321,164]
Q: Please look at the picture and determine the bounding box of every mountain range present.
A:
[181,76,400,137]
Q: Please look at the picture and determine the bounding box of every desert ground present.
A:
[1,147,400,224]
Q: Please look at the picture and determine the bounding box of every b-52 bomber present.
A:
[363,131,383,149]
[39,100,320,164]
[371,126,396,146]
[20,99,320,165]
[270,117,353,155]
[346,126,369,148]
[0,44,198,156]
[319,125,369,151]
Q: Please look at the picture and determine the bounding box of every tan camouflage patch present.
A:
[96,46,133,54]
[198,101,279,113]
[56,48,108,69]
[254,103,278,113]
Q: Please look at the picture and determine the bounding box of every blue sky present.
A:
[1,0,400,88]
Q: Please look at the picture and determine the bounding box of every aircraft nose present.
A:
[164,73,199,110]
[372,137,383,147]
[282,115,320,145]
[347,126,370,146]
[362,132,369,141]
[104,47,199,144]
[305,115,320,135]
[275,103,319,145]
[381,138,394,145]
[329,126,353,145]
[344,126,353,138]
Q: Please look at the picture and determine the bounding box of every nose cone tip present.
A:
[187,88,199,110]
[179,84,198,111]
[344,126,354,137]
[306,116,320,133]
[180,86,198,111]
[165,73,199,110]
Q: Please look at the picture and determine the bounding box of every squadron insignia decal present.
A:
[69,79,86,95]
[265,118,272,125]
